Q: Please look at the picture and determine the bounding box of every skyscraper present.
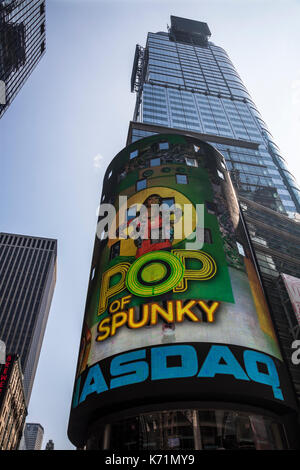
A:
[23,422,43,450]
[0,232,57,403]
[0,0,46,118]
[68,16,300,450]
[129,15,300,402]
[130,16,300,216]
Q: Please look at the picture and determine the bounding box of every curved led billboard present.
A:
[68,134,297,447]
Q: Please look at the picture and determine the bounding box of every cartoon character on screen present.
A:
[129,193,177,259]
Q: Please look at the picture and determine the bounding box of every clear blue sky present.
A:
[0,0,299,450]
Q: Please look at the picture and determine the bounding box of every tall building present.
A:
[129,16,300,216]
[129,15,300,401]
[0,354,27,450]
[0,232,57,403]
[23,422,43,450]
[68,16,300,450]
[0,0,46,118]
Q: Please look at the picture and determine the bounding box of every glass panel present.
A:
[176,174,188,184]
[159,142,169,150]
[103,409,288,451]
[150,158,161,167]
[185,157,198,167]
[136,179,147,191]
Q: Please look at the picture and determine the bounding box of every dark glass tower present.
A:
[0,232,57,403]
[0,0,46,118]
[130,16,300,216]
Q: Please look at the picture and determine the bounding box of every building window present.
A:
[150,157,161,167]
[217,169,225,180]
[130,149,138,159]
[136,179,147,191]
[159,142,169,150]
[108,170,112,179]
[236,242,245,256]
[176,174,188,184]
[185,157,198,167]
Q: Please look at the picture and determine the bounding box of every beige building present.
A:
[0,355,27,450]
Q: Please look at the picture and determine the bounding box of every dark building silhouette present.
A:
[45,439,54,450]
[0,0,46,118]
[0,232,57,403]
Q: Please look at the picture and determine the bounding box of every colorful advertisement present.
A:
[0,355,14,408]
[68,134,296,447]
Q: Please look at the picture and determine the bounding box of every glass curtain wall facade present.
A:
[0,233,57,403]
[93,409,288,451]
[0,0,46,118]
[131,16,300,216]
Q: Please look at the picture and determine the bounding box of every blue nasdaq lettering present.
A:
[110,349,149,388]
[151,345,198,379]
[73,344,283,408]
[78,363,108,404]
[243,350,283,400]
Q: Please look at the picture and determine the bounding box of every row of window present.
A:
[130,154,198,172]
[135,167,225,192]
[143,82,248,106]
[143,100,260,138]
[145,85,255,118]
[0,235,55,250]
[129,141,170,160]
[148,40,241,84]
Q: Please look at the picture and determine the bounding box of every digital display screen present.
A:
[68,134,296,446]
